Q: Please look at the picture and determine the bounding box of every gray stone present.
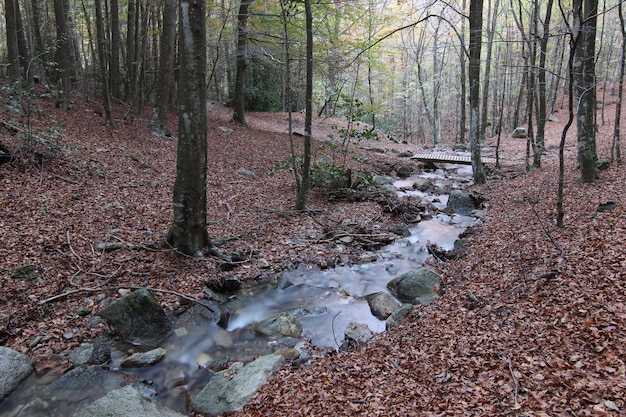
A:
[10,264,38,280]
[341,322,375,349]
[235,168,256,178]
[0,346,34,400]
[387,267,442,304]
[365,292,401,320]
[120,347,166,368]
[396,165,413,178]
[73,385,186,417]
[44,366,126,403]
[447,190,476,216]
[385,304,414,330]
[372,175,394,185]
[412,177,433,192]
[512,127,528,138]
[398,150,414,157]
[253,313,303,338]
[95,242,125,252]
[70,343,111,365]
[596,158,611,170]
[99,289,172,347]
[192,354,285,416]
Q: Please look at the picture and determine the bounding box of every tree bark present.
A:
[150,0,177,136]
[468,0,487,184]
[165,0,209,256]
[613,0,625,164]
[53,0,71,108]
[534,0,554,168]
[295,0,313,211]
[94,0,115,127]
[5,0,22,80]
[232,0,253,126]
[573,0,598,183]
[110,0,121,99]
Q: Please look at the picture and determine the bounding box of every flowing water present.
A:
[0,165,477,416]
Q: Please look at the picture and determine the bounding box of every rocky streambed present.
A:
[0,163,485,417]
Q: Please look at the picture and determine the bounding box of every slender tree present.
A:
[53,0,71,108]
[232,0,253,126]
[573,0,598,182]
[94,0,115,127]
[165,0,209,255]
[613,1,625,164]
[150,0,177,136]
[5,0,22,80]
[295,0,313,210]
[468,0,487,184]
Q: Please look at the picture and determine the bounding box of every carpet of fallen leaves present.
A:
[1,81,625,416]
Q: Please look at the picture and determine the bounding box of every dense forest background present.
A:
[1,0,623,149]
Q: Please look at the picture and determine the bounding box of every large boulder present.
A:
[512,127,528,138]
[0,346,34,400]
[253,313,303,338]
[447,190,477,216]
[192,354,285,416]
[365,292,401,320]
[99,289,172,347]
[72,385,186,417]
[44,366,127,405]
[387,267,443,304]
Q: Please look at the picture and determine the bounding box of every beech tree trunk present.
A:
[295,0,313,211]
[573,0,598,183]
[468,0,487,184]
[232,0,253,126]
[613,1,625,163]
[5,0,22,80]
[110,0,121,99]
[165,0,209,256]
[150,0,177,136]
[94,0,115,127]
[53,0,71,108]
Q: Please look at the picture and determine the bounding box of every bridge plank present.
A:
[410,153,496,165]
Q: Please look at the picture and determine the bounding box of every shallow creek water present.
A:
[0,165,478,416]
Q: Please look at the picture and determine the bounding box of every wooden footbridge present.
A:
[410,153,497,165]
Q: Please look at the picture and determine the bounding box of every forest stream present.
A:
[0,164,479,416]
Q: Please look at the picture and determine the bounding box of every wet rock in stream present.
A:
[99,289,172,347]
[386,267,443,304]
[192,354,285,416]
[253,313,303,338]
[365,291,401,320]
[0,346,34,401]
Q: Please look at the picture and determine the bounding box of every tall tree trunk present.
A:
[480,0,499,142]
[5,0,22,80]
[94,0,115,127]
[165,0,209,256]
[468,0,487,184]
[573,0,598,183]
[613,1,625,164]
[30,0,49,81]
[458,0,467,144]
[126,0,137,102]
[232,0,253,126]
[295,0,313,211]
[110,0,121,99]
[53,0,71,108]
[534,0,554,168]
[150,0,177,136]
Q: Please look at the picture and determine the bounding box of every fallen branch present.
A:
[38,285,217,313]
[506,355,521,409]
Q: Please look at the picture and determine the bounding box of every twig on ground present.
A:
[506,355,521,409]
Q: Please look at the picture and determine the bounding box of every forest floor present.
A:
[0,83,624,416]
